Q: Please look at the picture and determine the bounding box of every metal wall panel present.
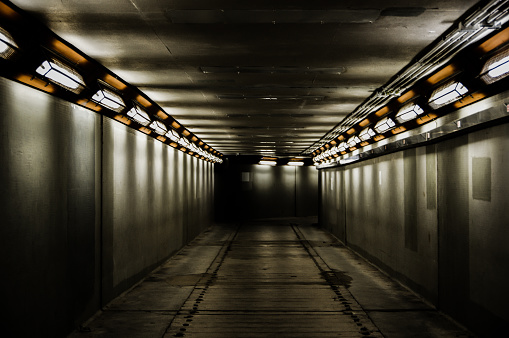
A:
[319,121,509,334]
[0,78,215,336]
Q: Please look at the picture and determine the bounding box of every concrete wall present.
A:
[215,163,318,221]
[0,77,214,337]
[319,122,509,336]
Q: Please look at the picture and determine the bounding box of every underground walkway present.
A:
[70,219,474,337]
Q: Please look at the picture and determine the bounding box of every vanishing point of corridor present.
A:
[70,219,473,338]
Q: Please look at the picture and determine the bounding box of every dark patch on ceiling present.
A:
[380,7,427,17]
[165,9,380,24]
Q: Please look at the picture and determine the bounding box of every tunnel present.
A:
[0,0,508,337]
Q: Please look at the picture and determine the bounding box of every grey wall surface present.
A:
[0,78,214,337]
[215,163,318,221]
[319,122,509,336]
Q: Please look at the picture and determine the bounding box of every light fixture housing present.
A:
[337,142,347,152]
[149,120,167,135]
[288,161,304,166]
[166,129,180,142]
[481,48,509,84]
[395,103,424,123]
[359,127,376,141]
[0,27,17,59]
[374,117,396,133]
[92,87,126,112]
[259,160,277,166]
[347,135,361,148]
[428,81,468,109]
[35,58,85,94]
[127,105,151,126]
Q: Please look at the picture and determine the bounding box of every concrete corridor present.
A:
[70,219,474,337]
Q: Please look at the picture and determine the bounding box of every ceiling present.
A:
[11,0,481,157]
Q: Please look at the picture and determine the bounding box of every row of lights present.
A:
[313,27,509,164]
[0,10,222,164]
[258,157,306,166]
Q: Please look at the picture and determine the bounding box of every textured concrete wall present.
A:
[0,78,214,337]
[215,164,318,221]
[319,122,509,336]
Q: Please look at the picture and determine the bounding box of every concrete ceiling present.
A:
[11,0,480,156]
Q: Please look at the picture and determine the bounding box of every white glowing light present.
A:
[288,161,304,166]
[395,103,424,123]
[36,60,84,92]
[428,81,468,109]
[488,55,509,78]
[259,160,277,166]
[347,135,361,148]
[93,88,125,112]
[374,117,396,133]
[359,127,376,141]
[149,121,167,135]
[126,105,151,126]
[166,129,180,142]
[0,29,16,59]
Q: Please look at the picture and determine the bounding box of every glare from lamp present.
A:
[92,88,125,112]
[374,117,396,133]
[127,105,151,126]
[166,129,180,142]
[481,48,509,84]
[428,81,468,109]
[149,121,167,135]
[395,103,424,123]
[259,160,277,166]
[36,59,85,93]
[338,142,347,152]
[359,127,376,141]
[0,28,17,59]
[347,135,361,148]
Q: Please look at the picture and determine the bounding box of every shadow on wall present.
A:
[319,122,509,337]
[215,159,318,221]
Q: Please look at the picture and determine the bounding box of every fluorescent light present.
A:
[428,81,468,109]
[347,135,361,148]
[92,88,125,112]
[0,28,17,59]
[337,142,347,152]
[481,48,509,84]
[126,105,151,126]
[288,161,304,166]
[178,137,190,148]
[374,117,396,133]
[35,59,85,93]
[149,121,167,135]
[359,127,376,141]
[166,129,180,142]
[395,103,424,123]
[259,160,277,166]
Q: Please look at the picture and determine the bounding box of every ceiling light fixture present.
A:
[395,103,424,123]
[481,48,509,84]
[259,160,277,166]
[92,87,125,112]
[166,129,180,142]
[288,161,304,166]
[428,81,468,109]
[149,121,167,135]
[127,105,151,126]
[347,135,361,148]
[0,27,17,59]
[35,58,85,93]
[359,127,376,141]
[374,117,396,133]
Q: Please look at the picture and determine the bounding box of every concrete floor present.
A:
[69,218,475,337]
